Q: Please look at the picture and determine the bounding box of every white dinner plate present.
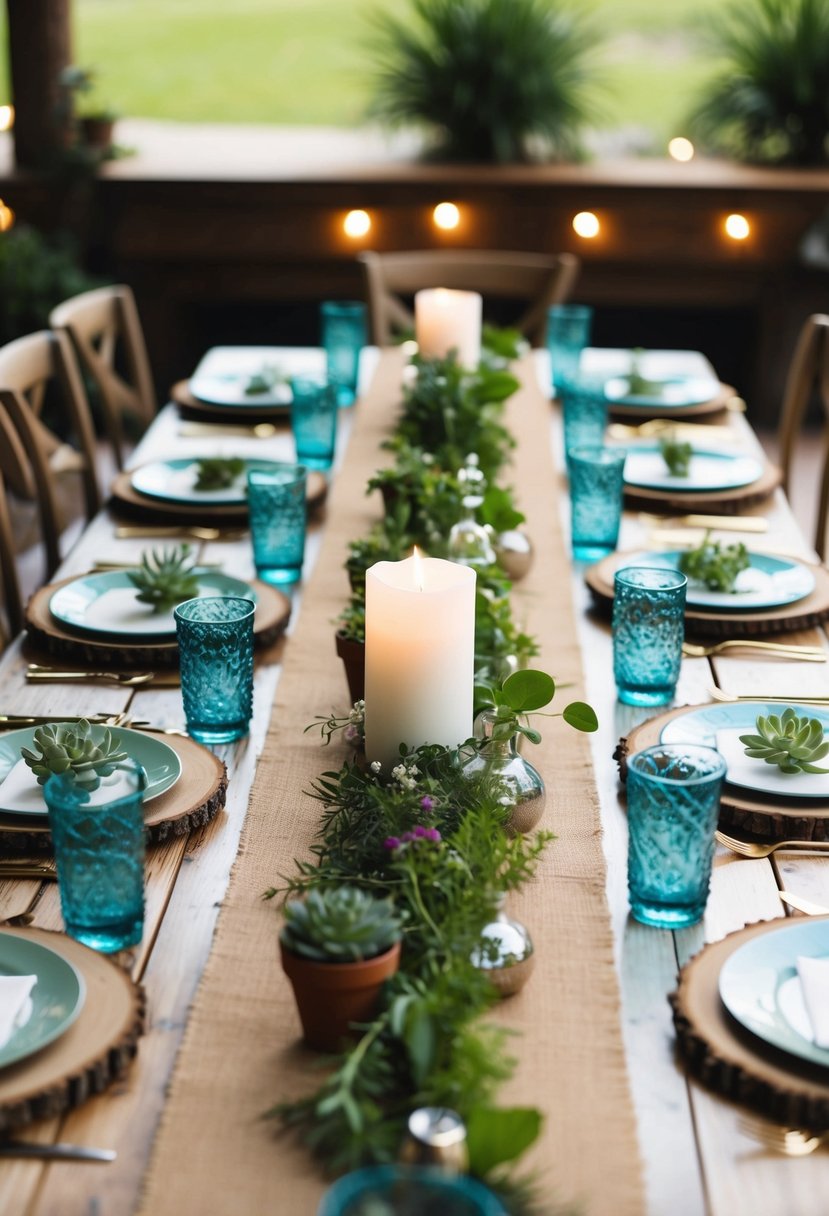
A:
[130,457,286,506]
[661,701,829,800]
[605,374,721,409]
[719,920,829,1071]
[616,550,815,611]
[623,446,764,493]
[0,725,182,818]
[50,569,257,640]
[0,933,86,1070]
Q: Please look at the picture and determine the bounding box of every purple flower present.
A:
[383,836,401,851]
[412,825,428,839]
[425,828,442,842]
[420,796,435,814]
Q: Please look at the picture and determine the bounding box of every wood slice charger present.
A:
[618,704,829,840]
[170,378,290,421]
[0,927,144,1133]
[109,464,327,522]
[585,551,829,639]
[607,381,738,421]
[670,918,829,1129]
[24,574,290,667]
[623,458,781,514]
[0,731,227,854]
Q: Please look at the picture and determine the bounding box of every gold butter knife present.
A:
[779,890,829,916]
[641,513,769,533]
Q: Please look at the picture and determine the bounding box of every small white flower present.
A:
[370,760,382,774]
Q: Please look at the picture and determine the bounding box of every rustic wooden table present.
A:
[0,346,828,1215]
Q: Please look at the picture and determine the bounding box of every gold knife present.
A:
[779,890,829,916]
[0,1141,115,1162]
[641,513,769,533]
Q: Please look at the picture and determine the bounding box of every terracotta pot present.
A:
[335,630,365,703]
[280,939,401,1051]
[80,116,115,149]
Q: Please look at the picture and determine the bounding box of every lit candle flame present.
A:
[412,546,424,591]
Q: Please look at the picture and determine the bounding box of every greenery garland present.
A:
[266,337,588,1214]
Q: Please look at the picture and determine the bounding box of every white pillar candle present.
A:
[414,288,483,368]
[365,552,476,772]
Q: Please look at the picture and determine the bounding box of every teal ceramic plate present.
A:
[0,725,182,818]
[660,701,829,801]
[623,446,763,493]
[50,569,257,640]
[605,374,720,409]
[130,458,287,506]
[719,920,829,1071]
[617,550,815,611]
[0,932,86,1069]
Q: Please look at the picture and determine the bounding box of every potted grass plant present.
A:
[368,0,601,163]
[279,886,403,1051]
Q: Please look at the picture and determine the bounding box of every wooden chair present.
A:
[776,314,829,558]
[358,249,580,348]
[50,283,157,470]
[0,330,101,578]
[0,461,23,644]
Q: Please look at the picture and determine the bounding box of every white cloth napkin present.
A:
[796,955,829,1047]
[0,974,37,1049]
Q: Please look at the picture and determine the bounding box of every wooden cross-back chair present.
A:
[0,459,23,645]
[358,249,580,349]
[776,313,829,559]
[0,329,101,579]
[50,283,157,470]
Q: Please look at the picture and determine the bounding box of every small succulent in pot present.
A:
[21,719,130,790]
[127,544,200,613]
[281,885,403,963]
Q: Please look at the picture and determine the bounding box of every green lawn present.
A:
[2,0,726,146]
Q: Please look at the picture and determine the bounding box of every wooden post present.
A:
[7,0,74,169]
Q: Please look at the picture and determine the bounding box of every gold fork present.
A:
[709,687,829,704]
[739,1115,829,1156]
[26,666,155,687]
[716,830,829,858]
[683,640,826,661]
[114,526,247,542]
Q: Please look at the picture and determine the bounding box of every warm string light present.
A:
[433,202,460,231]
[343,209,371,239]
[572,211,600,239]
[0,106,14,133]
[668,137,694,162]
[724,213,750,241]
[0,200,15,233]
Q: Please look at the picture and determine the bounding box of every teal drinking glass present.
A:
[627,744,727,929]
[318,1166,507,1216]
[246,463,307,586]
[612,567,687,707]
[321,300,367,407]
[569,445,626,561]
[44,760,147,953]
[547,303,593,395]
[559,376,609,465]
[174,596,255,744]
[290,375,339,469]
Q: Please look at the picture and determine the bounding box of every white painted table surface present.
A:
[0,344,826,1216]
[536,349,829,1216]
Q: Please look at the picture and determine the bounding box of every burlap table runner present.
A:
[139,350,644,1216]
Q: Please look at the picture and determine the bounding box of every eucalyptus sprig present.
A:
[740,708,829,774]
[475,669,598,745]
[194,456,246,490]
[659,434,693,477]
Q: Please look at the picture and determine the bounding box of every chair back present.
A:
[358,249,580,348]
[0,459,23,643]
[0,330,101,576]
[776,314,829,557]
[50,283,157,469]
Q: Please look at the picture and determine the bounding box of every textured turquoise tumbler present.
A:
[612,567,686,706]
[175,596,255,744]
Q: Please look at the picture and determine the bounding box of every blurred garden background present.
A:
[0,0,724,149]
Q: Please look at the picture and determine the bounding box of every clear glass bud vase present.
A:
[459,709,546,834]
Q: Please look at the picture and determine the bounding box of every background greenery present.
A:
[0,0,725,147]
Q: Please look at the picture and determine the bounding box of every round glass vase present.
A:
[459,710,546,835]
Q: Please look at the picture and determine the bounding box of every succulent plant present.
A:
[21,719,130,789]
[280,886,403,963]
[193,456,246,490]
[127,544,199,613]
[678,532,750,593]
[740,708,829,775]
[659,434,693,478]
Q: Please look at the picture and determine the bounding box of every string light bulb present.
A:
[433,202,460,231]
[343,209,371,239]
[668,137,694,162]
[724,213,750,241]
[0,200,15,233]
[572,211,600,239]
[0,106,14,133]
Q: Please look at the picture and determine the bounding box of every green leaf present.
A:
[562,701,598,732]
[501,669,555,713]
[466,1105,543,1175]
[479,485,525,533]
[403,1005,436,1086]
